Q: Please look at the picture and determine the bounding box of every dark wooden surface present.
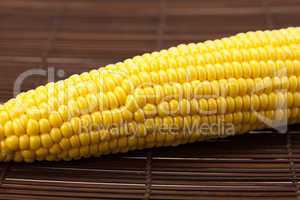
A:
[1,0,300,199]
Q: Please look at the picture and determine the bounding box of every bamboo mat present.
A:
[1,0,300,199]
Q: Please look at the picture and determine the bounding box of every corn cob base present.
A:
[0,27,300,162]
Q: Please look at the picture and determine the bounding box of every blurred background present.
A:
[1,1,300,200]
[1,0,300,102]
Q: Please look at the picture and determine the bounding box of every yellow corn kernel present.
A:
[30,135,41,150]
[12,119,25,136]
[60,122,74,138]
[111,109,123,124]
[26,107,41,120]
[70,135,80,148]
[49,112,63,128]
[39,119,51,134]
[0,111,9,124]
[90,131,100,144]
[5,135,19,151]
[114,87,127,105]
[99,141,110,155]
[27,119,39,136]
[21,150,35,162]
[14,152,23,162]
[36,148,48,157]
[49,144,61,155]
[102,111,112,127]
[86,94,99,113]
[68,148,80,158]
[120,107,133,122]
[59,138,71,151]
[107,92,119,109]
[143,104,157,118]
[41,134,53,148]
[50,128,62,143]
[79,133,90,146]
[158,102,170,117]
[4,121,14,137]
[99,129,110,141]
[134,109,145,123]
[19,135,30,150]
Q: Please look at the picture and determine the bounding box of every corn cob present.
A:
[0,27,300,162]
